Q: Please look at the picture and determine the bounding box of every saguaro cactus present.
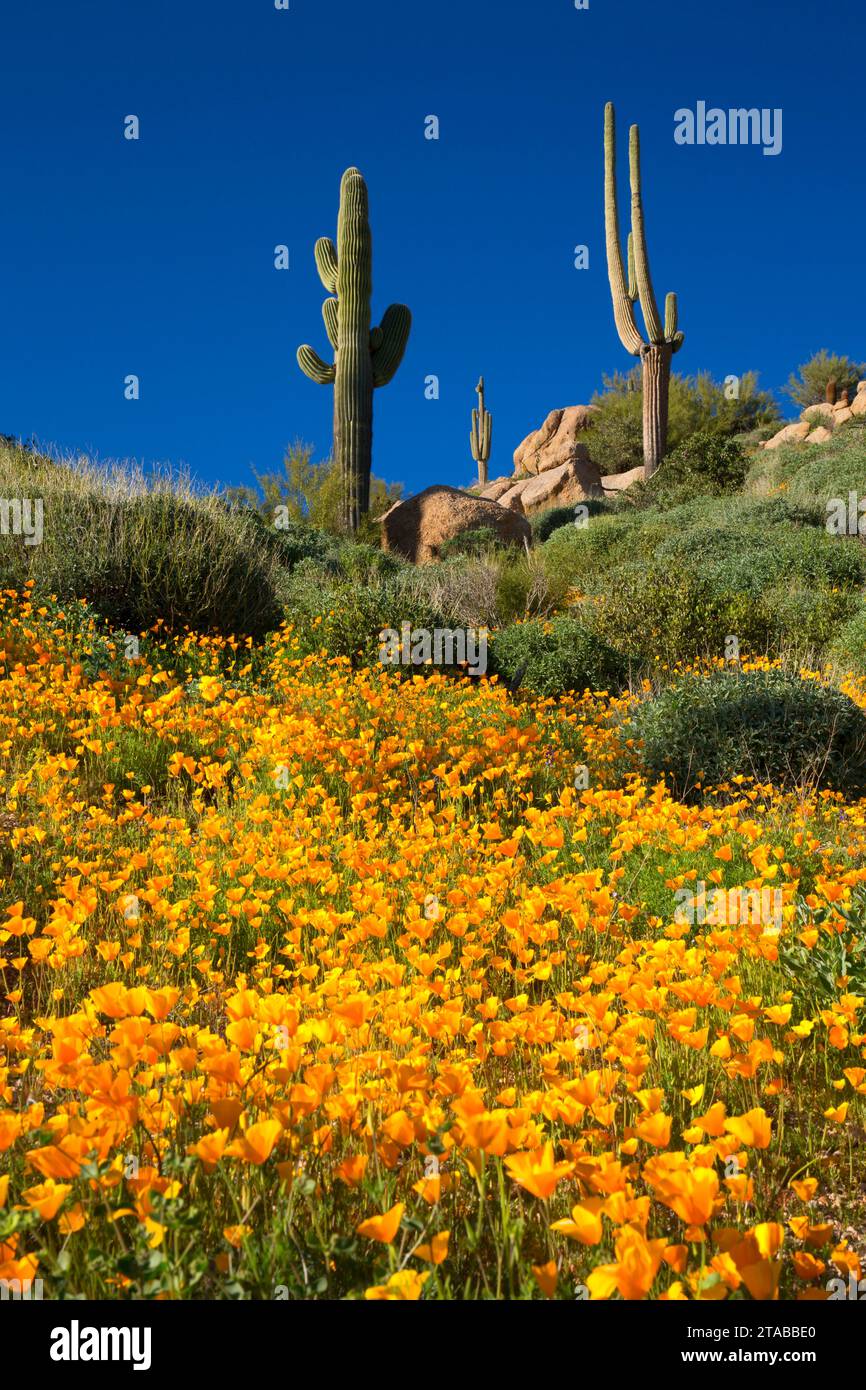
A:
[297,168,411,533]
[470,376,492,485]
[604,103,685,479]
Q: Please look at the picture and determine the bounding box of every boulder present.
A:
[803,403,836,428]
[833,408,854,426]
[497,454,602,515]
[762,421,812,450]
[805,426,833,445]
[513,406,599,476]
[602,464,645,493]
[475,476,515,503]
[379,485,531,564]
[851,390,866,418]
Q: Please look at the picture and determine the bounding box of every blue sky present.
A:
[2,0,863,498]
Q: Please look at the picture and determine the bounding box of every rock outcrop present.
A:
[512,406,599,476]
[762,380,866,449]
[379,485,531,564]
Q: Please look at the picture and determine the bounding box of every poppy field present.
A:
[1,584,865,1302]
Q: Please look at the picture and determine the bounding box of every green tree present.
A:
[226,442,402,538]
[785,350,866,408]
[588,368,779,475]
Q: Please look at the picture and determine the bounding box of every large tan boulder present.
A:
[803,403,836,428]
[475,476,514,503]
[806,425,833,445]
[602,464,644,493]
[851,390,866,418]
[513,406,599,476]
[497,454,602,515]
[762,421,812,450]
[379,485,531,564]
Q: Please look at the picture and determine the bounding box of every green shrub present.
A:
[438,527,506,561]
[829,607,866,678]
[587,368,780,475]
[746,420,866,515]
[648,430,749,504]
[488,616,630,698]
[0,442,286,638]
[632,669,866,800]
[584,564,766,667]
[532,500,611,544]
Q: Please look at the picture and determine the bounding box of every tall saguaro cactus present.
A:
[297,167,411,533]
[470,376,492,485]
[604,103,684,479]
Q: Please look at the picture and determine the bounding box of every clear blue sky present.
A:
[2,0,863,498]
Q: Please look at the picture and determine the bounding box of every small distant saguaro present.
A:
[603,103,685,479]
[297,168,412,534]
[470,377,492,485]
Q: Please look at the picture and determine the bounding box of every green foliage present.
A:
[225,443,401,538]
[439,526,506,561]
[532,501,611,544]
[632,669,866,801]
[648,430,749,504]
[784,350,866,409]
[780,892,866,1007]
[488,616,629,699]
[828,606,866,678]
[587,368,780,475]
[746,418,866,513]
[585,564,766,667]
[539,491,864,667]
[0,442,284,639]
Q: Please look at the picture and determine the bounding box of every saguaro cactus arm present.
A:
[371,304,412,387]
[323,298,340,350]
[604,103,644,356]
[628,124,664,345]
[665,292,685,353]
[315,238,339,293]
[297,344,336,384]
[627,232,639,303]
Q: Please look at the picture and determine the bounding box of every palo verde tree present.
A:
[297,167,411,533]
[604,102,685,479]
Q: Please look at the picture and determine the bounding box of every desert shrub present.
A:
[488,616,630,698]
[829,607,866,678]
[225,442,402,537]
[648,430,749,504]
[632,669,866,800]
[261,513,336,570]
[541,510,657,591]
[746,420,866,515]
[439,526,506,561]
[587,368,779,475]
[282,562,458,670]
[494,547,574,624]
[784,350,866,409]
[0,443,285,638]
[584,564,767,667]
[532,500,610,544]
